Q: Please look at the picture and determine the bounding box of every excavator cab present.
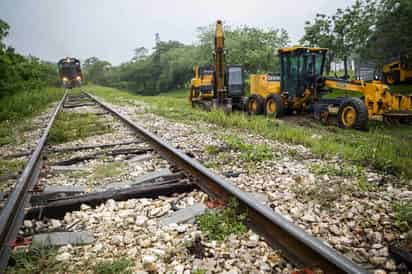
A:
[279,47,327,98]
[226,65,245,97]
[199,65,214,94]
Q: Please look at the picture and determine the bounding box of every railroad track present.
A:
[0,90,366,273]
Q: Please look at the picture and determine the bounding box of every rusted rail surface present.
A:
[85,92,366,274]
[0,91,67,271]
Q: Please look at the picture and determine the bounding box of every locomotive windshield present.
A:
[60,64,78,79]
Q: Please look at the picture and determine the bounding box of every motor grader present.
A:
[189,20,245,111]
[246,47,412,129]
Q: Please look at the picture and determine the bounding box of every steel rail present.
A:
[86,92,366,274]
[0,90,67,272]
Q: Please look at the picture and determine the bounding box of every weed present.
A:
[205,144,220,155]
[204,161,218,169]
[357,176,376,192]
[6,246,62,274]
[224,135,272,162]
[292,179,358,209]
[92,162,127,180]
[197,199,247,241]
[93,258,134,274]
[192,269,207,274]
[0,88,64,123]
[394,201,412,231]
[310,163,363,177]
[0,159,24,177]
[0,88,64,146]
[0,124,14,145]
[68,169,92,179]
[49,112,111,144]
[287,149,298,157]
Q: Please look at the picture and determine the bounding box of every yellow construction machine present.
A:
[383,55,412,85]
[246,47,412,129]
[248,73,281,114]
[189,20,245,111]
[189,65,214,106]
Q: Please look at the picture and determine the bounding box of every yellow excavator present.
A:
[247,47,412,129]
[189,65,214,107]
[383,55,412,85]
[189,20,245,111]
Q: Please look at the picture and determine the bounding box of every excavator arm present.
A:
[214,20,225,98]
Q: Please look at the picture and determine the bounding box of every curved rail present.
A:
[86,92,366,274]
[0,91,67,271]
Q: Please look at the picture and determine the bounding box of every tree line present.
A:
[301,0,412,75]
[83,25,289,95]
[0,19,59,99]
[85,0,411,94]
[1,0,411,98]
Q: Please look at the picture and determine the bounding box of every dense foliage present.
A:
[83,24,289,95]
[301,0,412,72]
[0,19,59,100]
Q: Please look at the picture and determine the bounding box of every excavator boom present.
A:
[214,20,225,94]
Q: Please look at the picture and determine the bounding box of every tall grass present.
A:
[0,87,64,122]
[88,85,412,179]
[0,87,64,145]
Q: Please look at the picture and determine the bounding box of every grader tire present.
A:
[265,94,284,118]
[246,95,265,115]
[337,97,368,130]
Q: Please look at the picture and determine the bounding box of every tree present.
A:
[85,22,290,95]
[0,19,9,52]
[363,0,412,65]
[132,47,148,62]
[301,14,336,74]
[302,0,412,75]
[197,23,289,73]
[83,57,111,84]
[0,18,59,98]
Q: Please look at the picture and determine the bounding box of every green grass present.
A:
[224,135,273,162]
[87,85,412,179]
[197,199,247,241]
[310,163,363,177]
[92,162,127,180]
[93,258,134,274]
[394,201,412,232]
[6,246,63,274]
[357,176,376,192]
[48,111,111,144]
[0,87,64,146]
[192,269,207,274]
[0,159,24,177]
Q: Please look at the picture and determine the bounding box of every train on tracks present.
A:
[57,57,83,89]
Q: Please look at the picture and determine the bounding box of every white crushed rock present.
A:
[93,95,412,272]
[24,192,292,273]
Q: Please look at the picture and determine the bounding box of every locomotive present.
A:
[57,57,83,88]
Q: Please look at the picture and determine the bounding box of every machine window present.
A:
[228,67,243,85]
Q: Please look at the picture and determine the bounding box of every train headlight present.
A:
[62,77,68,82]
[76,76,81,81]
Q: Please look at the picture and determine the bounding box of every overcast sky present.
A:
[1,0,353,65]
